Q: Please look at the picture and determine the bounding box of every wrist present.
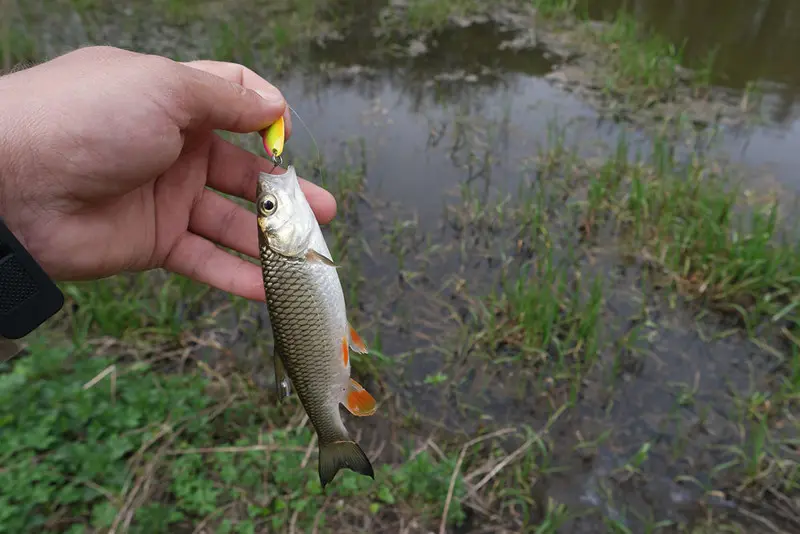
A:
[0,144,20,249]
[0,82,30,247]
[0,89,64,338]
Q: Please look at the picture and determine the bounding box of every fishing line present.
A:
[286,102,328,184]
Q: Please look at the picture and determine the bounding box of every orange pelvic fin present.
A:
[344,378,377,417]
[348,323,368,354]
[273,351,292,401]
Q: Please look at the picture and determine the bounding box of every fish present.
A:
[256,165,377,488]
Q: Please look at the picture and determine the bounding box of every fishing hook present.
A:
[268,152,283,169]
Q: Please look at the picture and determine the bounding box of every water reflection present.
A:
[278,71,610,224]
[310,21,553,79]
[11,0,800,193]
[590,0,800,125]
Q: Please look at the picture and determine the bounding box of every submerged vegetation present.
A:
[2,0,800,532]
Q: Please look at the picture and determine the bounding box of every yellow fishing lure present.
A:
[262,116,285,164]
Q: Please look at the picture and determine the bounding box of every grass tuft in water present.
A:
[591,10,687,98]
[574,134,800,334]
[488,252,604,371]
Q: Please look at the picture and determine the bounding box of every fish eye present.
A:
[259,194,277,215]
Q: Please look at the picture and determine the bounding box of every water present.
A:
[587,0,800,193]
[589,0,800,99]
[266,3,800,198]
[13,0,800,193]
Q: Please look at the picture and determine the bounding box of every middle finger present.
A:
[188,187,258,259]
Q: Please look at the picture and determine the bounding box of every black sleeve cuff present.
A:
[0,217,64,339]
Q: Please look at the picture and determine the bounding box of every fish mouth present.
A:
[258,164,297,182]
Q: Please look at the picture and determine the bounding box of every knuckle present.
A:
[136,53,178,78]
[71,45,121,58]
[227,78,250,100]
[67,45,139,66]
[134,54,188,109]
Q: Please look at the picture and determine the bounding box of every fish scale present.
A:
[259,245,341,442]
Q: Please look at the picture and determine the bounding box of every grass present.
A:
[385,0,582,33]
[0,339,471,534]
[57,272,212,343]
[402,0,485,32]
[5,0,355,74]
[570,134,800,336]
[532,0,582,19]
[206,0,349,71]
[477,249,604,401]
[0,0,37,71]
[545,8,723,111]
[423,104,797,531]
[591,10,687,97]
[373,0,733,124]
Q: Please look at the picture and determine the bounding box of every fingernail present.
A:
[255,89,285,106]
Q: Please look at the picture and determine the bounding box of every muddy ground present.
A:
[2,0,800,533]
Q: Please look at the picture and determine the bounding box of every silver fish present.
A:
[256,165,376,488]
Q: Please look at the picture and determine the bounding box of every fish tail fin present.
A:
[318,440,374,488]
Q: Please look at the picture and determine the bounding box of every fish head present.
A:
[256,165,316,258]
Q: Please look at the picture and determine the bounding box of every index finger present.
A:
[180,60,293,139]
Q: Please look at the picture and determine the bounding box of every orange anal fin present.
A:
[341,337,349,368]
[344,378,377,417]
[348,323,368,354]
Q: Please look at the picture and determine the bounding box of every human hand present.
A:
[0,46,336,301]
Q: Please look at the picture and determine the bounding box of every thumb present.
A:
[173,60,288,134]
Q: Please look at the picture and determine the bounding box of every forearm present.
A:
[0,74,23,229]
[0,67,42,250]
[0,90,64,339]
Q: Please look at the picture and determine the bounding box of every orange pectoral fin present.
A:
[348,323,368,354]
[344,378,377,416]
[305,249,338,267]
